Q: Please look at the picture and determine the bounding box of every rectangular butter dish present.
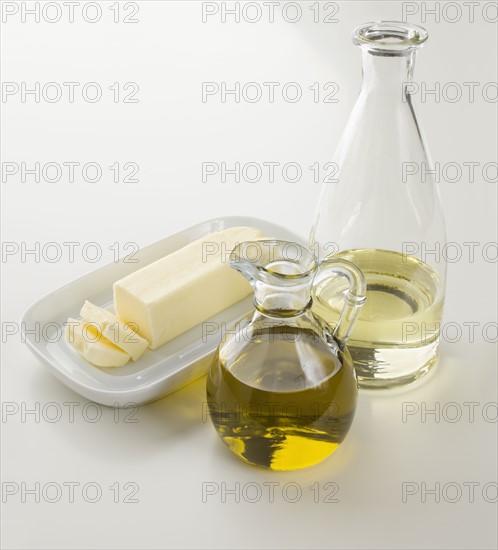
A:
[21,216,305,406]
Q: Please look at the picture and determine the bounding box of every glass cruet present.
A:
[309,22,447,389]
[206,240,366,471]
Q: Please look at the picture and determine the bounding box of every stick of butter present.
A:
[113,226,265,349]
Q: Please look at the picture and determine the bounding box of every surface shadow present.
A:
[27,367,211,461]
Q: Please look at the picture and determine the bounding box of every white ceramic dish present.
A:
[22,216,305,406]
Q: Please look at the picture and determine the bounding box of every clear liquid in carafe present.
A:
[312,249,444,388]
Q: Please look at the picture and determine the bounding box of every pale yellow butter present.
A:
[113,227,265,349]
[80,301,149,361]
[65,318,131,368]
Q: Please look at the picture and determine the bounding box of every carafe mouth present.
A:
[230,240,317,316]
[230,240,316,283]
[352,21,428,56]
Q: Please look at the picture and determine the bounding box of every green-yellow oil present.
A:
[206,327,357,471]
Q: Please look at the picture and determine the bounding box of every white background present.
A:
[1,1,497,549]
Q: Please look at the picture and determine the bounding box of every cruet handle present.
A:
[314,258,366,349]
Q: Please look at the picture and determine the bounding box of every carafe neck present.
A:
[352,21,428,97]
[253,281,312,318]
[229,240,317,319]
[361,50,415,95]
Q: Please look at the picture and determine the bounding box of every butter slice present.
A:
[113,226,265,349]
[80,301,149,361]
[65,318,130,368]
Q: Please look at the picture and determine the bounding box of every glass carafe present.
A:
[206,240,366,471]
[309,22,446,389]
